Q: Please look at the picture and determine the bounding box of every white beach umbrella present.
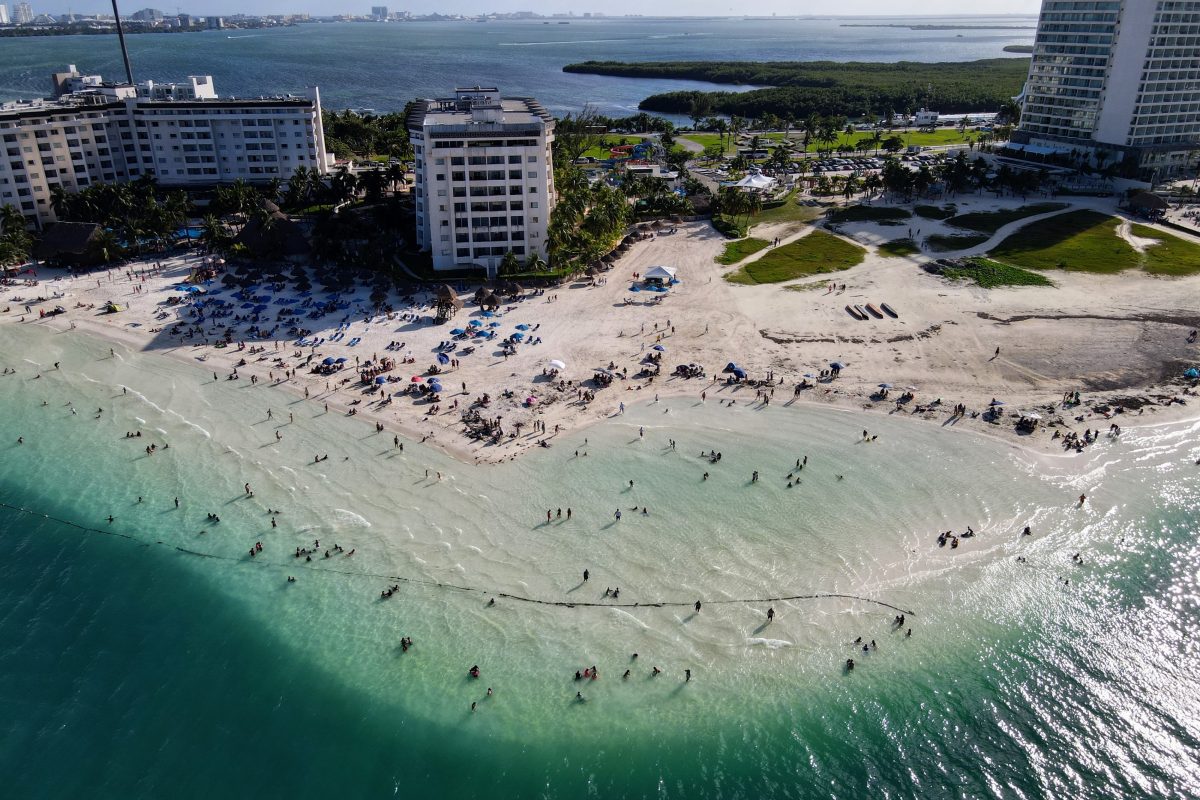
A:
[548,359,566,370]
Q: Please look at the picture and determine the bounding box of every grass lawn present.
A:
[1130,225,1200,276]
[716,237,771,265]
[682,133,732,154]
[990,211,1134,273]
[783,279,831,292]
[725,230,865,285]
[927,233,990,252]
[935,257,1054,288]
[878,238,920,257]
[579,134,652,160]
[914,204,956,220]
[946,203,1068,234]
[750,192,823,228]
[827,204,912,224]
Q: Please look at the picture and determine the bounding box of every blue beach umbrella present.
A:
[437,353,450,365]
[322,357,335,365]
[335,357,348,364]
[511,332,525,341]
[375,376,387,384]
[629,285,642,292]
[515,324,530,331]
[878,383,893,389]
[482,310,495,318]
[652,344,666,352]
[1185,367,1200,379]
[469,319,483,327]
[488,322,501,328]
[830,361,846,371]
[450,328,465,335]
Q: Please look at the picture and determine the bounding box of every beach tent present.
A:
[732,172,777,191]
[724,362,741,373]
[731,367,747,379]
[1185,367,1200,379]
[643,265,677,284]
[437,353,450,365]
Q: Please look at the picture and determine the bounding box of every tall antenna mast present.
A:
[110,0,134,85]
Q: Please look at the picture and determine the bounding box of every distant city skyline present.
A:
[2,2,1042,20]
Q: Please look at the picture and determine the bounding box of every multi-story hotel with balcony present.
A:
[1014,0,1200,178]
[0,65,330,227]
[407,87,555,273]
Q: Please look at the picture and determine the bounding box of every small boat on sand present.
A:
[846,305,863,320]
[880,303,899,318]
[865,303,884,319]
[854,305,870,319]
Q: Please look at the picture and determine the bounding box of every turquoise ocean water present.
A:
[0,321,1198,797]
[0,16,1036,117]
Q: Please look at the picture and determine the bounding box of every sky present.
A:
[16,2,1044,19]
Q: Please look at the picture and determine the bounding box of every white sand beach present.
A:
[5,197,1199,464]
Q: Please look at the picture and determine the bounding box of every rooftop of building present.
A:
[407,88,554,131]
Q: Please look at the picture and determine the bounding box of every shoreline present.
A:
[4,205,1198,469]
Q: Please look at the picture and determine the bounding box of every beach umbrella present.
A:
[989,399,1005,407]
[515,324,530,331]
[830,361,846,370]
[488,322,501,328]
[877,382,893,389]
[512,332,525,341]
[1022,411,1042,420]
[437,353,450,365]
[450,328,465,335]
[411,376,424,382]
[1185,367,1200,379]
[335,357,348,364]
[548,359,566,370]
[482,310,495,318]
[629,285,642,292]
[652,344,666,352]
[803,373,817,379]
[374,376,387,384]
[322,357,335,365]
[428,382,443,393]
[469,319,483,327]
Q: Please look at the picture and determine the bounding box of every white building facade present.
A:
[0,6,10,25]
[1,67,330,227]
[1015,0,1200,178]
[407,87,555,273]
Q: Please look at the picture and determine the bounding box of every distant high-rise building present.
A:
[130,7,163,21]
[407,86,555,274]
[0,5,10,25]
[177,13,191,27]
[13,2,33,24]
[1014,0,1200,179]
[371,5,388,19]
[206,15,222,29]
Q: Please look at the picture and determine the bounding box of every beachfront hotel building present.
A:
[0,66,330,227]
[1013,0,1200,179]
[407,87,555,274]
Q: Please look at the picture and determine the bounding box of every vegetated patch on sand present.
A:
[725,230,865,285]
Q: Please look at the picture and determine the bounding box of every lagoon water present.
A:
[0,321,1198,797]
[0,16,1035,118]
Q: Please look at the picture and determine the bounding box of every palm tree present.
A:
[498,249,520,276]
[88,228,123,265]
[526,250,547,272]
[385,162,406,195]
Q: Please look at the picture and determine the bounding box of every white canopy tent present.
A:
[644,265,678,283]
[732,172,777,191]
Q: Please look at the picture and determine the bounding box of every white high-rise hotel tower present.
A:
[407,87,555,274]
[1015,0,1200,178]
